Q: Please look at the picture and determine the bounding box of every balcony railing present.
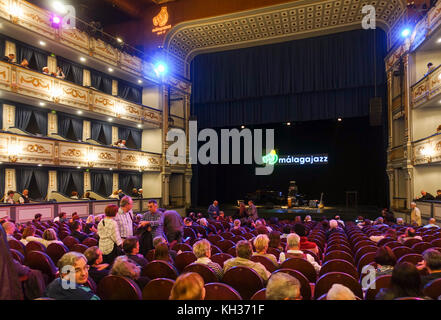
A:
[413,132,441,165]
[0,131,162,171]
[411,65,441,108]
[0,60,162,126]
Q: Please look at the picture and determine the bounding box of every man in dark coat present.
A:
[163,210,184,244]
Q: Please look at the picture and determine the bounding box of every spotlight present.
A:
[108,67,113,72]
[401,28,411,38]
[154,62,167,76]
[39,41,46,46]
[51,15,62,28]
[287,122,291,126]
[38,164,42,167]
[437,38,441,43]
[116,37,123,43]
[109,168,113,171]
[108,117,113,122]
[241,125,245,129]
[52,1,67,14]
[137,124,142,128]
[77,166,81,169]
[77,110,83,115]
[39,102,46,106]
[138,79,143,84]
[338,118,342,122]
[79,57,86,62]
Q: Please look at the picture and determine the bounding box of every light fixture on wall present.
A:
[8,144,21,163]
[8,3,23,22]
[86,152,97,167]
[138,158,148,171]
[51,86,63,102]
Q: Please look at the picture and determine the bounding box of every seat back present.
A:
[8,239,26,255]
[97,275,142,300]
[25,241,46,255]
[71,243,88,254]
[319,259,358,280]
[82,237,98,247]
[314,272,363,299]
[423,278,441,300]
[62,236,79,250]
[250,255,277,273]
[24,251,58,282]
[211,253,233,268]
[357,252,376,273]
[183,263,218,283]
[267,247,281,260]
[280,258,317,283]
[392,246,414,259]
[403,238,422,248]
[46,242,69,265]
[222,266,264,300]
[210,245,222,255]
[396,253,423,265]
[216,239,236,253]
[411,242,433,254]
[142,260,178,280]
[174,251,197,272]
[365,275,392,300]
[204,282,242,300]
[142,278,175,300]
[171,242,192,252]
[355,245,377,263]
[250,288,266,300]
[10,248,25,264]
[324,250,355,265]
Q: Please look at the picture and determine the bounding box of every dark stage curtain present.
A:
[91,121,112,145]
[57,112,83,141]
[118,127,142,149]
[16,168,48,199]
[0,36,5,58]
[118,79,142,104]
[191,29,387,128]
[119,173,141,194]
[15,104,47,135]
[57,170,71,196]
[33,109,48,136]
[0,103,3,130]
[91,172,112,196]
[91,70,113,95]
[58,170,83,196]
[16,43,48,72]
[57,57,83,85]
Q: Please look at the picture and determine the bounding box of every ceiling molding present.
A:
[164,0,407,64]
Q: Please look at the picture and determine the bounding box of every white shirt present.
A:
[114,208,134,238]
[279,249,321,272]
[98,217,122,255]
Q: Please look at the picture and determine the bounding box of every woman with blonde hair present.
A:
[253,234,278,266]
[169,272,205,300]
[41,228,63,247]
[110,255,150,289]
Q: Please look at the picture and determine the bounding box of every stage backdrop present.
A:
[190,28,388,207]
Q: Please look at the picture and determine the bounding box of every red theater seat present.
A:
[280,258,317,283]
[183,263,218,283]
[211,253,233,268]
[222,266,264,300]
[142,260,178,280]
[97,275,142,300]
[46,242,69,265]
[314,272,363,299]
[204,283,242,300]
[142,278,175,300]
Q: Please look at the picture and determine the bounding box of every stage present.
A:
[189,205,382,222]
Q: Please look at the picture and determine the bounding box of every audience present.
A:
[327,284,356,300]
[71,220,90,243]
[223,240,271,281]
[423,218,439,229]
[279,233,321,272]
[192,239,223,280]
[266,272,301,300]
[376,262,425,300]
[53,212,67,223]
[123,236,148,268]
[169,272,205,300]
[45,252,100,300]
[97,204,123,264]
[83,192,96,201]
[110,255,149,289]
[268,231,284,251]
[294,223,319,255]
[84,246,109,285]
[163,210,184,244]
[417,249,441,287]
[3,222,16,241]
[253,234,278,266]
[19,189,30,204]
[397,227,422,244]
[374,246,396,276]
[109,190,120,199]
[154,242,174,263]
[4,190,15,204]
[70,191,79,200]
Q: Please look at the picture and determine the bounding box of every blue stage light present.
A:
[154,62,167,75]
[401,28,411,37]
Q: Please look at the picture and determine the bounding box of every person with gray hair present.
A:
[396,217,404,226]
[115,195,134,239]
[417,249,441,286]
[279,233,321,272]
[410,202,422,226]
[423,218,440,229]
[44,252,100,300]
[373,217,388,228]
[3,222,16,241]
[326,284,356,300]
[110,255,150,289]
[266,272,301,300]
[192,239,223,279]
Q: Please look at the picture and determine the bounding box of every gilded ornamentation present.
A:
[126,105,140,115]
[63,87,86,99]
[123,155,137,162]
[0,70,6,80]
[63,29,87,42]
[62,149,82,157]
[98,152,115,161]
[95,97,114,106]
[144,111,160,120]
[25,13,47,24]
[20,76,50,89]
[27,144,50,154]
[148,157,160,165]
[436,142,441,151]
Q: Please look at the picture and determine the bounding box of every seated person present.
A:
[417,248,441,287]
[223,240,271,281]
[254,219,270,234]
[84,215,97,234]
[53,212,67,223]
[40,228,64,247]
[395,217,405,226]
[3,222,16,241]
[42,66,50,75]
[326,220,343,237]
[44,252,100,300]
[19,189,30,204]
[374,246,396,277]
[154,242,175,264]
[70,191,79,199]
[20,58,30,69]
[266,272,301,300]
[118,140,127,148]
[279,233,321,272]
[280,225,292,239]
[327,284,356,300]
[169,272,205,300]
[419,190,435,201]
[334,215,345,227]
[32,213,42,224]
[294,223,319,255]
[109,190,120,199]
[71,220,90,243]
[375,262,425,300]
[373,217,388,228]
[153,236,179,260]
[84,246,109,285]
[269,231,284,251]
[131,188,140,198]
[123,236,148,268]
[423,218,440,229]
[183,217,193,227]
[304,215,312,223]
[4,53,15,63]
[370,228,397,243]
[110,255,150,289]
[4,190,15,204]
[69,212,80,224]
[397,227,422,244]
[424,62,435,77]
[83,192,96,201]
[436,190,441,200]
[252,234,278,266]
[20,226,41,246]
[192,239,223,280]
[55,66,65,79]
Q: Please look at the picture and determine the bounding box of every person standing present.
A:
[97,204,123,264]
[114,196,134,240]
[247,200,258,221]
[207,200,220,218]
[410,202,422,226]
[163,210,184,244]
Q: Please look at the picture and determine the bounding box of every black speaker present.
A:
[369,97,382,126]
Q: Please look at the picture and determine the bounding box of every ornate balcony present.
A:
[411,65,441,108]
[0,60,162,126]
[0,131,162,171]
[413,133,441,165]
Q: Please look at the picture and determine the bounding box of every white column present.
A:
[112,80,118,96]
[84,171,91,192]
[2,104,15,130]
[184,174,192,207]
[48,170,57,198]
[48,56,57,74]
[112,126,118,145]
[83,69,91,87]
[113,173,119,193]
[5,41,16,61]
[5,168,16,193]
[48,113,58,135]
[83,120,91,141]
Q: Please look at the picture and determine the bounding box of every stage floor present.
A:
[189,205,381,222]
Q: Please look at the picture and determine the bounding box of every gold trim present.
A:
[20,76,50,89]
[27,144,50,154]
[61,149,83,157]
